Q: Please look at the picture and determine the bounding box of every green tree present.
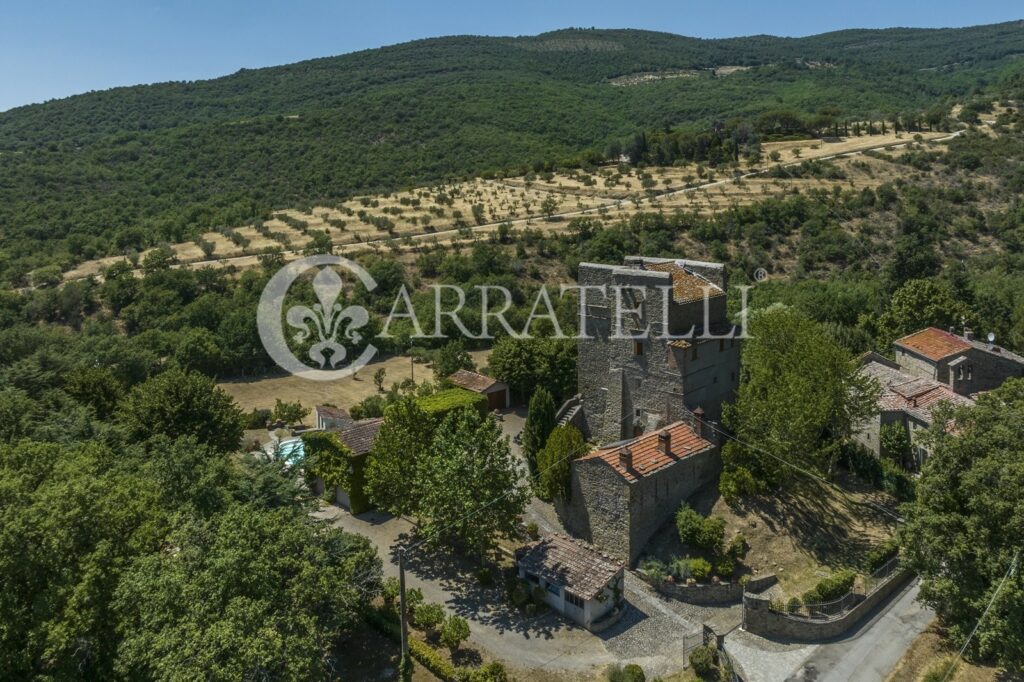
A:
[172,327,225,376]
[64,366,124,419]
[416,408,527,555]
[117,368,244,453]
[724,305,880,486]
[271,398,310,426]
[365,396,435,516]
[879,422,913,469]
[113,503,381,679]
[489,336,575,402]
[870,279,976,350]
[521,386,556,474]
[536,424,585,502]
[540,195,559,218]
[901,379,1024,671]
[434,339,475,380]
[373,367,387,392]
[440,614,470,652]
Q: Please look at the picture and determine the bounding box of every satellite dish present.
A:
[988,332,996,344]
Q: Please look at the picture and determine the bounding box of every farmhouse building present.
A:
[572,256,739,443]
[561,418,719,564]
[315,405,354,431]
[855,354,974,469]
[447,369,510,410]
[894,326,1024,397]
[516,534,625,630]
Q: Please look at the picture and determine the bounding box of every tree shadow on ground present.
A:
[641,475,896,574]
[390,532,564,639]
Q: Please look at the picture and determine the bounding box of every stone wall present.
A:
[626,443,721,564]
[646,572,778,605]
[741,570,914,642]
[576,259,739,442]
[562,441,722,565]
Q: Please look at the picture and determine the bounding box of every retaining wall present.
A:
[742,570,914,642]
[642,572,777,605]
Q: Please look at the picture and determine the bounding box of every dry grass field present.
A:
[885,622,1007,682]
[218,349,492,414]
[61,128,957,283]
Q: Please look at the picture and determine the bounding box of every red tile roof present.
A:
[316,405,352,423]
[581,421,714,483]
[645,261,725,304]
[894,327,971,362]
[448,369,501,393]
[860,360,974,426]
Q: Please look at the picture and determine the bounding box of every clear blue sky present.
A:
[1,0,1021,112]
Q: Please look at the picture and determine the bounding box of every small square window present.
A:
[545,582,560,596]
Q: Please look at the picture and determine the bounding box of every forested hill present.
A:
[1,21,1023,285]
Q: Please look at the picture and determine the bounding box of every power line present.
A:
[940,548,1020,682]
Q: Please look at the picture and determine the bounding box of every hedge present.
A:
[802,569,856,604]
[363,607,503,682]
[416,388,488,422]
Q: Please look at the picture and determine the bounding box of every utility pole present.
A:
[398,546,409,661]
[411,355,415,383]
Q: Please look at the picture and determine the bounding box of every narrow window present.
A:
[719,339,725,352]
[633,341,643,356]
[691,346,698,361]
[566,592,584,609]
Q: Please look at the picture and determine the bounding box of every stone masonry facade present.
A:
[575,256,740,443]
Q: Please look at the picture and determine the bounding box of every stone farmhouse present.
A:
[561,418,719,564]
[516,533,625,631]
[855,353,974,469]
[855,326,1024,468]
[447,368,510,410]
[893,326,1024,396]
[571,256,740,443]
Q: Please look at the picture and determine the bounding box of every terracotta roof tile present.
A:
[516,534,624,600]
[860,360,974,425]
[581,421,714,483]
[645,261,725,304]
[316,405,352,423]
[895,327,971,362]
[448,369,500,393]
[336,418,383,456]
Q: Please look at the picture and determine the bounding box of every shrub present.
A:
[509,582,530,608]
[714,557,735,578]
[409,638,456,680]
[413,602,446,631]
[689,558,713,581]
[476,567,494,586]
[803,569,856,604]
[381,576,400,606]
[639,558,667,584]
[727,533,748,560]
[669,557,692,581]
[440,614,471,652]
[864,537,899,572]
[456,662,511,682]
[786,596,802,613]
[607,663,646,682]
[416,388,488,422]
[689,645,719,677]
[675,504,725,553]
[405,587,424,614]
[531,585,547,605]
[525,522,539,540]
[719,466,759,506]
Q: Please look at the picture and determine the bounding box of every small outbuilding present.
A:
[447,369,510,410]
[315,405,354,431]
[516,534,625,630]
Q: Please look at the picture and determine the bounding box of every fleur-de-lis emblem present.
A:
[285,267,370,369]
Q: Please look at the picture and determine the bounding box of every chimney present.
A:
[618,447,633,470]
[949,325,956,335]
[964,328,975,342]
[693,407,705,438]
[658,430,671,455]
